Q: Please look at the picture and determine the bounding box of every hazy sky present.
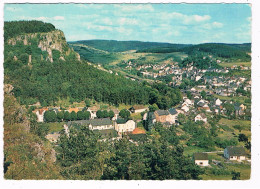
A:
[4,3,251,44]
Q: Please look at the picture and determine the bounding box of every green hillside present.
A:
[69,39,181,52]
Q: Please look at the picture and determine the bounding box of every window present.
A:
[200,162,203,165]
[230,156,233,159]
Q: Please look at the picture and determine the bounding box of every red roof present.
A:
[132,128,146,134]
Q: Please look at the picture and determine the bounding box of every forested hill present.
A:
[4,20,56,41]
[68,39,187,52]
[70,40,251,62]
[4,20,182,108]
[182,43,251,61]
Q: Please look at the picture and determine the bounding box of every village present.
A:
[31,59,251,171]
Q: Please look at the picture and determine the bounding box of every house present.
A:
[234,103,246,116]
[115,118,136,135]
[183,98,194,106]
[195,113,207,123]
[34,108,48,122]
[66,118,113,131]
[193,153,209,166]
[224,146,246,161]
[181,104,190,113]
[88,106,98,119]
[129,105,148,113]
[154,108,177,124]
[215,98,222,106]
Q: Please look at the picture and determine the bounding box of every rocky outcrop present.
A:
[4,84,14,95]
[7,30,80,62]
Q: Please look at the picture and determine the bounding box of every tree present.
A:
[83,111,91,120]
[148,103,159,112]
[232,171,241,180]
[223,103,235,117]
[70,111,77,121]
[96,110,103,118]
[119,109,130,120]
[103,110,108,118]
[187,91,192,99]
[85,99,91,108]
[108,110,115,119]
[200,90,206,99]
[238,134,248,143]
[57,111,64,122]
[77,111,84,120]
[44,110,56,122]
[64,111,71,121]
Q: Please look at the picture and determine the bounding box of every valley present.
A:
[3,20,251,180]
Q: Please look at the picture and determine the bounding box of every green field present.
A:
[43,122,65,133]
[213,94,249,104]
[219,62,251,68]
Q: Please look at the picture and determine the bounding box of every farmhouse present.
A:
[154,108,178,124]
[224,146,246,161]
[193,153,209,166]
[195,113,207,123]
[115,118,136,135]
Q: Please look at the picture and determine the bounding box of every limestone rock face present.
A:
[7,30,80,63]
[4,84,14,95]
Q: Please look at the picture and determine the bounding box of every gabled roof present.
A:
[226,146,246,156]
[155,110,169,116]
[168,108,178,115]
[194,153,208,160]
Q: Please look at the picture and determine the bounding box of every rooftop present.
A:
[194,153,208,160]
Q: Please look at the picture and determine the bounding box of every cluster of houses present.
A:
[193,146,247,166]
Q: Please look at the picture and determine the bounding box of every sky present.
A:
[4,3,251,44]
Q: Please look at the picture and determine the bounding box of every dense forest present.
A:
[4,20,56,41]
[56,124,203,180]
[69,40,179,52]
[4,21,182,109]
[71,40,251,62]
[182,43,251,61]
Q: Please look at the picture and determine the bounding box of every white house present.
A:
[195,113,207,123]
[193,153,209,166]
[184,98,194,106]
[34,108,48,122]
[224,146,246,162]
[181,104,190,113]
[216,98,223,106]
[115,119,136,135]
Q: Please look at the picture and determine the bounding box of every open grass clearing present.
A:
[219,62,251,68]
[43,122,65,133]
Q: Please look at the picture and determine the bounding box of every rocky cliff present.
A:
[7,29,80,62]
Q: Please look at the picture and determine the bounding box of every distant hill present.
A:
[69,40,186,52]
[70,40,250,62]
[182,43,251,61]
